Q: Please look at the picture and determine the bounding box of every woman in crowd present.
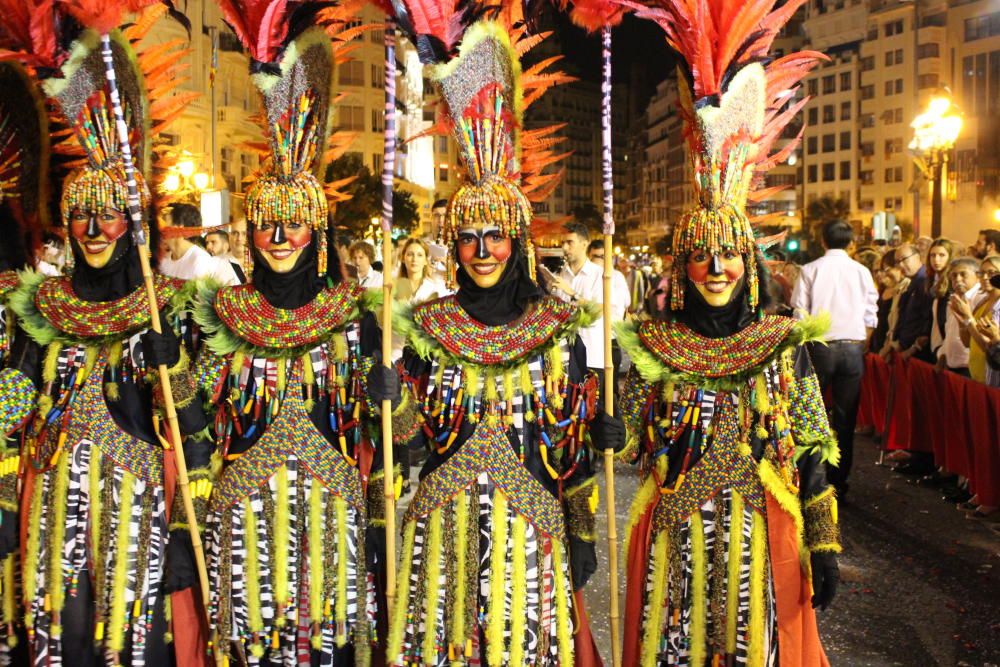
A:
[873,249,907,356]
[395,237,446,306]
[952,255,1000,384]
[927,239,958,360]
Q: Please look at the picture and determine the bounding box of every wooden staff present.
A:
[98,33,215,660]
[599,25,622,667]
[380,20,399,619]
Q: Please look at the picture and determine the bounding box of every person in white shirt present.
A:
[937,257,981,375]
[158,203,240,285]
[550,222,629,406]
[205,228,247,282]
[349,240,383,289]
[791,219,878,497]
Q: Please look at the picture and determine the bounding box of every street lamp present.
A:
[161,152,211,202]
[909,90,962,238]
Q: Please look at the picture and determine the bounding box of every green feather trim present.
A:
[614,313,831,392]
[393,300,599,374]
[794,436,841,467]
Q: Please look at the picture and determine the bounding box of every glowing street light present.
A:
[909,90,962,238]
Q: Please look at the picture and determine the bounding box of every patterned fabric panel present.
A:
[620,365,655,433]
[192,346,228,398]
[412,296,577,365]
[788,357,836,450]
[404,420,566,541]
[637,316,796,378]
[0,367,35,437]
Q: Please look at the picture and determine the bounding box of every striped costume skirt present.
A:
[22,439,169,667]
[205,455,376,667]
[629,487,778,667]
[387,472,578,667]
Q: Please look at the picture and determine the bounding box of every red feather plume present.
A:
[55,0,159,36]
[0,0,59,69]
[214,0,312,63]
[561,0,626,34]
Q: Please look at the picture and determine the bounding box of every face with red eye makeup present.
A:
[68,207,129,269]
[253,220,313,273]
[687,248,745,306]
[457,224,512,288]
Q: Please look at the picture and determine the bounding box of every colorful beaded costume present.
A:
[613,1,841,666]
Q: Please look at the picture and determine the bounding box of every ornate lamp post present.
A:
[908,91,962,238]
[161,151,211,202]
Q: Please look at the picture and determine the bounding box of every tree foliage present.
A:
[326,154,420,238]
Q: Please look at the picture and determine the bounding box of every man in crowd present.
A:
[425,198,449,272]
[791,219,878,499]
[350,240,383,288]
[937,257,981,376]
[205,228,247,282]
[893,241,935,363]
[230,216,248,263]
[551,221,629,405]
[972,228,1000,259]
[618,254,649,318]
[158,203,240,285]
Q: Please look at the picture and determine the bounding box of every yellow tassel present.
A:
[43,343,60,384]
[274,465,290,617]
[725,492,745,655]
[754,374,770,413]
[243,498,263,635]
[689,510,708,667]
[107,341,123,369]
[334,496,348,646]
[48,451,70,620]
[547,345,563,385]
[551,539,573,667]
[486,492,508,667]
[484,370,498,402]
[82,346,99,381]
[387,521,417,662]
[640,530,670,667]
[108,472,136,652]
[422,508,443,664]
[333,335,348,363]
[302,354,315,387]
[22,473,45,631]
[661,380,675,403]
[450,491,468,651]
[230,351,245,382]
[519,364,533,395]
[464,365,480,398]
[104,381,120,402]
[509,515,527,666]
[748,511,767,666]
[276,358,287,394]
[308,482,324,628]
[502,370,514,405]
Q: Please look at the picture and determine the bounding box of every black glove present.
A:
[810,551,839,610]
[366,363,401,409]
[163,528,197,594]
[0,510,18,560]
[141,327,181,369]
[569,535,597,591]
[590,412,626,453]
[365,524,386,572]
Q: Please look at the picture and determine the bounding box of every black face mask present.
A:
[70,233,143,303]
[250,224,342,309]
[454,241,543,326]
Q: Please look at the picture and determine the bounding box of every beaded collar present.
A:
[0,271,17,302]
[10,271,182,347]
[408,295,582,366]
[210,281,367,353]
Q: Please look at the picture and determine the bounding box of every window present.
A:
[371,109,384,132]
[807,79,818,96]
[339,61,364,86]
[822,163,836,181]
[895,108,904,123]
[861,85,875,100]
[867,26,878,41]
[807,165,818,182]
[884,19,904,37]
[438,163,449,182]
[884,166,903,182]
[917,43,940,59]
[884,138,903,155]
[965,12,1000,42]
[840,131,852,150]
[840,72,852,91]
[860,113,875,128]
[860,170,874,185]
[807,136,818,154]
[861,141,875,157]
[840,161,851,180]
[822,134,836,152]
[841,101,852,120]
[918,73,939,89]
[823,105,835,123]
[337,105,364,130]
[895,79,904,94]
[808,107,818,125]
[885,197,902,210]
[822,75,836,94]
[860,56,875,72]
[859,199,875,211]
[884,80,895,96]
[371,64,383,88]
[370,28,384,43]
[885,51,894,67]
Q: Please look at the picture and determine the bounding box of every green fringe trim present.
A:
[793,434,841,467]
[614,313,831,392]
[191,279,382,360]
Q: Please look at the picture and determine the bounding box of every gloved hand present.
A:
[365,524,386,572]
[141,327,181,369]
[163,528,197,593]
[810,551,839,610]
[366,363,401,410]
[590,412,626,453]
[569,535,597,591]
[0,510,18,560]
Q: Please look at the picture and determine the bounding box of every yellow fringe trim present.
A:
[107,341,123,369]
[243,498,263,634]
[552,539,573,667]
[108,471,136,653]
[725,491,745,655]
[274,465,290,619]
[640,530,670,667]
[42,343,60,384]
[308,482,324,627]
[47,450,70,629]
[519,364,533,395]
[334,496,349,646]
[509,515,527,666]
[502,370,515,405]
[2,556,15,625]
[484,370,498,402]
[623,458,666,559]
[302,353,315,387]
[748,511,766,667]
[450,491,469,653]
[754,374,770,413]
[689,511,707,667]
[387,521,417,661]
[486,492,508,667]
[230,351,245,383]
[23,478,44,630]
[276,358,287,394]
[759,459,808,568]
[422,508,442,664]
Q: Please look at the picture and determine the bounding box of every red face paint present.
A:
[686,250,745,284]
[457,226,512,288]
[253,221,313,253]
[69,208,128,246]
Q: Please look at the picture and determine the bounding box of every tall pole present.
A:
[931,151,943,238]
[599,25,622,667]
[98,33,216,660]
[380,20,398,621]
[209,26,218,189]
[911,0,921,237]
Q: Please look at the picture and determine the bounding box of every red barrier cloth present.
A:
[940,372,972,475]
[965,380,1000,507]
[858,354,891,432]
[885,355,912,451]
[907,360,945,456]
